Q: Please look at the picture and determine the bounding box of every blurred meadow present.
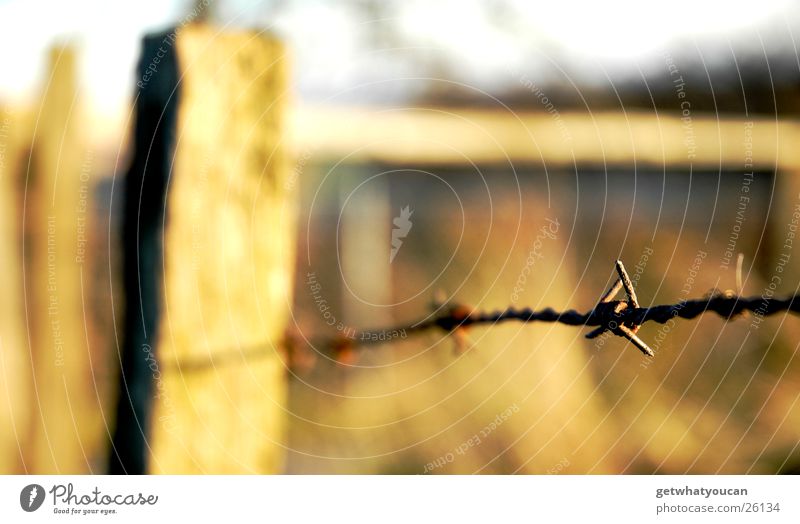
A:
[1,0,799,474]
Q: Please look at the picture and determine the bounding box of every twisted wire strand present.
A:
[351,293,796,346]
[166,291,800,372]
[160,258,800,371]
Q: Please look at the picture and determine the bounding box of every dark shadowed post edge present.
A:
[109,28,179,474]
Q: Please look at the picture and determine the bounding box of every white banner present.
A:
[1,475,797,523]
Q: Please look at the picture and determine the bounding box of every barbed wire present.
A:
[165,260,800,372]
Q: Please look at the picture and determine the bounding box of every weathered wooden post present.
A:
[108,28,179,474]
[23,46,106,473]
[111,24,293,473]
[0,104,29,473]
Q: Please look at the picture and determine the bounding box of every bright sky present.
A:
[0,0,796,113]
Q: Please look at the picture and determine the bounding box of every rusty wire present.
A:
[166,260,800,372]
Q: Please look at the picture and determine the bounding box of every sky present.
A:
[0,0,797,113]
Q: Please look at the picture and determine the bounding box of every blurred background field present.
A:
[1,0,800,474]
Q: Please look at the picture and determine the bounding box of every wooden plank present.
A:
[290,106,800,170]
[137,25,294,473]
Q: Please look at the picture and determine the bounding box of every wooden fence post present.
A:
[111,24,294,473]
[108,28,180,474]
[0,105,29,473]
[24,45,103,472]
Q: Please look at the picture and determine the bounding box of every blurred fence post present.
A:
[24,45,102,472]
[112,24,294,473]
[0,106,29,473]
[109,28,180,474]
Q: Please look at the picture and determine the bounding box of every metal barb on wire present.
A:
[166,259,800,372]
[583,260,653,356]
[343,259,800,360]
